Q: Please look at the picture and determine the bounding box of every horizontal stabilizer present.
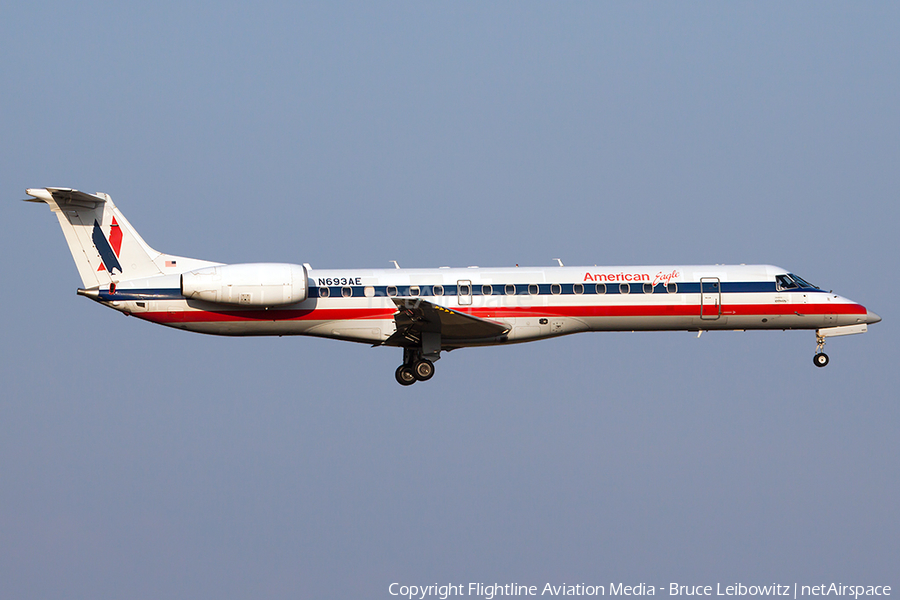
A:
[26,187,109,208]
[28,186,221,290]
[26,186,163,287]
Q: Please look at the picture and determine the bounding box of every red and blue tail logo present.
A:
[93,217,123,274]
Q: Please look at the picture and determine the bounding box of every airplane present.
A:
[25,187,881,385]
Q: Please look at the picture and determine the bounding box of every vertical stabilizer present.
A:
[26,188,165,288]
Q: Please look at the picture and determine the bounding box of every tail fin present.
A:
[26,187,167,288]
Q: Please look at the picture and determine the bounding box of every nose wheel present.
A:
[813,332,829,367]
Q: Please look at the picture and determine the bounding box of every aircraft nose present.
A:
[866,310,882,325]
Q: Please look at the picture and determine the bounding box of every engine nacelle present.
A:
[181,263,308,306]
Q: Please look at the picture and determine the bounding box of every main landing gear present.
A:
[394,348,437,386]
[813,331,829,368]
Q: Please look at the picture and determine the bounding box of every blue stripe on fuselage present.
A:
[96,281,816,302]
[311,280,794,298]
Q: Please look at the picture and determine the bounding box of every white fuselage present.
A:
[99,264,872,347]
[27,187,881,382]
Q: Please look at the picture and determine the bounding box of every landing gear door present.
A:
[700,277,721,320]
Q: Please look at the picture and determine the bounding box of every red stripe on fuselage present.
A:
[139,307,397,324]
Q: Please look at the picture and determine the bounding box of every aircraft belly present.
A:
[503,317,589,341]
[582,315,699,331]
[177,319,323,336]
[305,320,389,343]
[124,292,870,340]
[578,312,832,332]
[137,306,377,339]
[836,312,867,327]
[177,319,390,340]
[510,326,542,340]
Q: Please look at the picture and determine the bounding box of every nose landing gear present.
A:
[811,323,871,368]
[813,332,829,367]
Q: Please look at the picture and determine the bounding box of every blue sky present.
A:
[2,3,898,598]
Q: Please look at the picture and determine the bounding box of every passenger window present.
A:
[320,287,331,298]
[666,283,677,294]
[387,285,397,297]
[619,283,630,294]
[505,284,516,295]
[341,286,352,298]
[482,284,492,296]
[551,283,562,295]
[364,286,375,297]
[573,283,584,295]
[528,284,538,295]
[409,285,420,297]
[643,283,653,294]
[596,283,606,294]
[433,284,444,296]
[459,283,471,295]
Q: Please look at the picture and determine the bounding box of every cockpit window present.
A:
[775,275,797,290]
[789,274,817,289]
[776,273,818,291]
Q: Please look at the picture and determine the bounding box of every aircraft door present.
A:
[700,277,721,320]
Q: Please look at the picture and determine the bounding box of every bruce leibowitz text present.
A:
[389,582,892,600]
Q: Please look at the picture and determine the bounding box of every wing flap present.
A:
[386,297,509,347]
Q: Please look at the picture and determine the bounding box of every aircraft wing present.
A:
[384,297,510,347]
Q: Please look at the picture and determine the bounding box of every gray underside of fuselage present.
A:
[156,312,857,347]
